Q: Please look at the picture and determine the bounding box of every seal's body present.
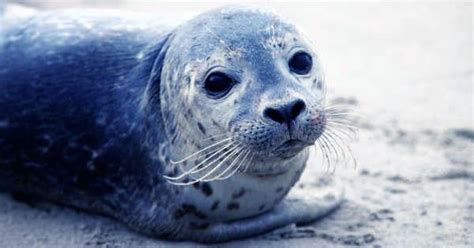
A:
[0,11,170,216]
[0,7,343,242]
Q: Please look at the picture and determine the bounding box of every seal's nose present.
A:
[263,99,306,124]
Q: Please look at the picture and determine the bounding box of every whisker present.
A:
[217,150,254,181]
[325,128,357,169]
[323,130,348,163]
[218,150,252,180]
[323,103,355,109]
[170,137,232,164]
[164,142,236,181]
[325,131,356,151]
[202,148,248,182]
[326,121,358,131]
[165,146,241,185]
[323,106,353,113]
[325,128,353,148]
[323,107,355,112]
[321,134,341,163]
[243,151,254,173]
[165,180,196,186]
[320,135,337,173]
[326,123,357,138]
[189,144,240,175]
[198,146,244,181]
[326,116,357,122]
[322,141,332,174]
[323,106,356,112]
[315,139,331,173]
[166,174,208,186]
[303,102,358,173]
[175,144,240,182]
[324,113,360,119]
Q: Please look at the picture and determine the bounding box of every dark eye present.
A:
[289,51,312,75]
[204,72,235,98]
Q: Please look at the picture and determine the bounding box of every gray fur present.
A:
[0,6,342,243]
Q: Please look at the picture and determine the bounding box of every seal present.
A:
[0,6,349,242]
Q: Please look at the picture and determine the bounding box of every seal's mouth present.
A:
[272,139,311,159]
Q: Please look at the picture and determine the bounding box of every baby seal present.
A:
[0,6,347,242]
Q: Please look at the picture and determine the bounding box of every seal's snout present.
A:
[263,99,306,126]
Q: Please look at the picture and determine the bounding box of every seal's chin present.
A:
[243,139,311,178]
[271,139,311,159]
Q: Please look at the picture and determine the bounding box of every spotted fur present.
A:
[0,6,343,243]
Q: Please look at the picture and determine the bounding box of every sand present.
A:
[0,1,472,247]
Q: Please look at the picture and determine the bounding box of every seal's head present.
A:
[155,6,326,182]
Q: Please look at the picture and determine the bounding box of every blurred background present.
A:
[0,1,472,247]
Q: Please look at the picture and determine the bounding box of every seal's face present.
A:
[160,7,325,178]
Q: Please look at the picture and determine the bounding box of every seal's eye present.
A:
[204,72,235,98]
[289,51,312,75]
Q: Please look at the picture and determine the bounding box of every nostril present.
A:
[264,108,285,123]
[264,100,306,124]
[290,100,306,120]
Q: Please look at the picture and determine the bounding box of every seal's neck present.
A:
[178,149,309,222]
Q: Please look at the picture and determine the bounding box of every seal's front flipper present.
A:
[191,184,344,243]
